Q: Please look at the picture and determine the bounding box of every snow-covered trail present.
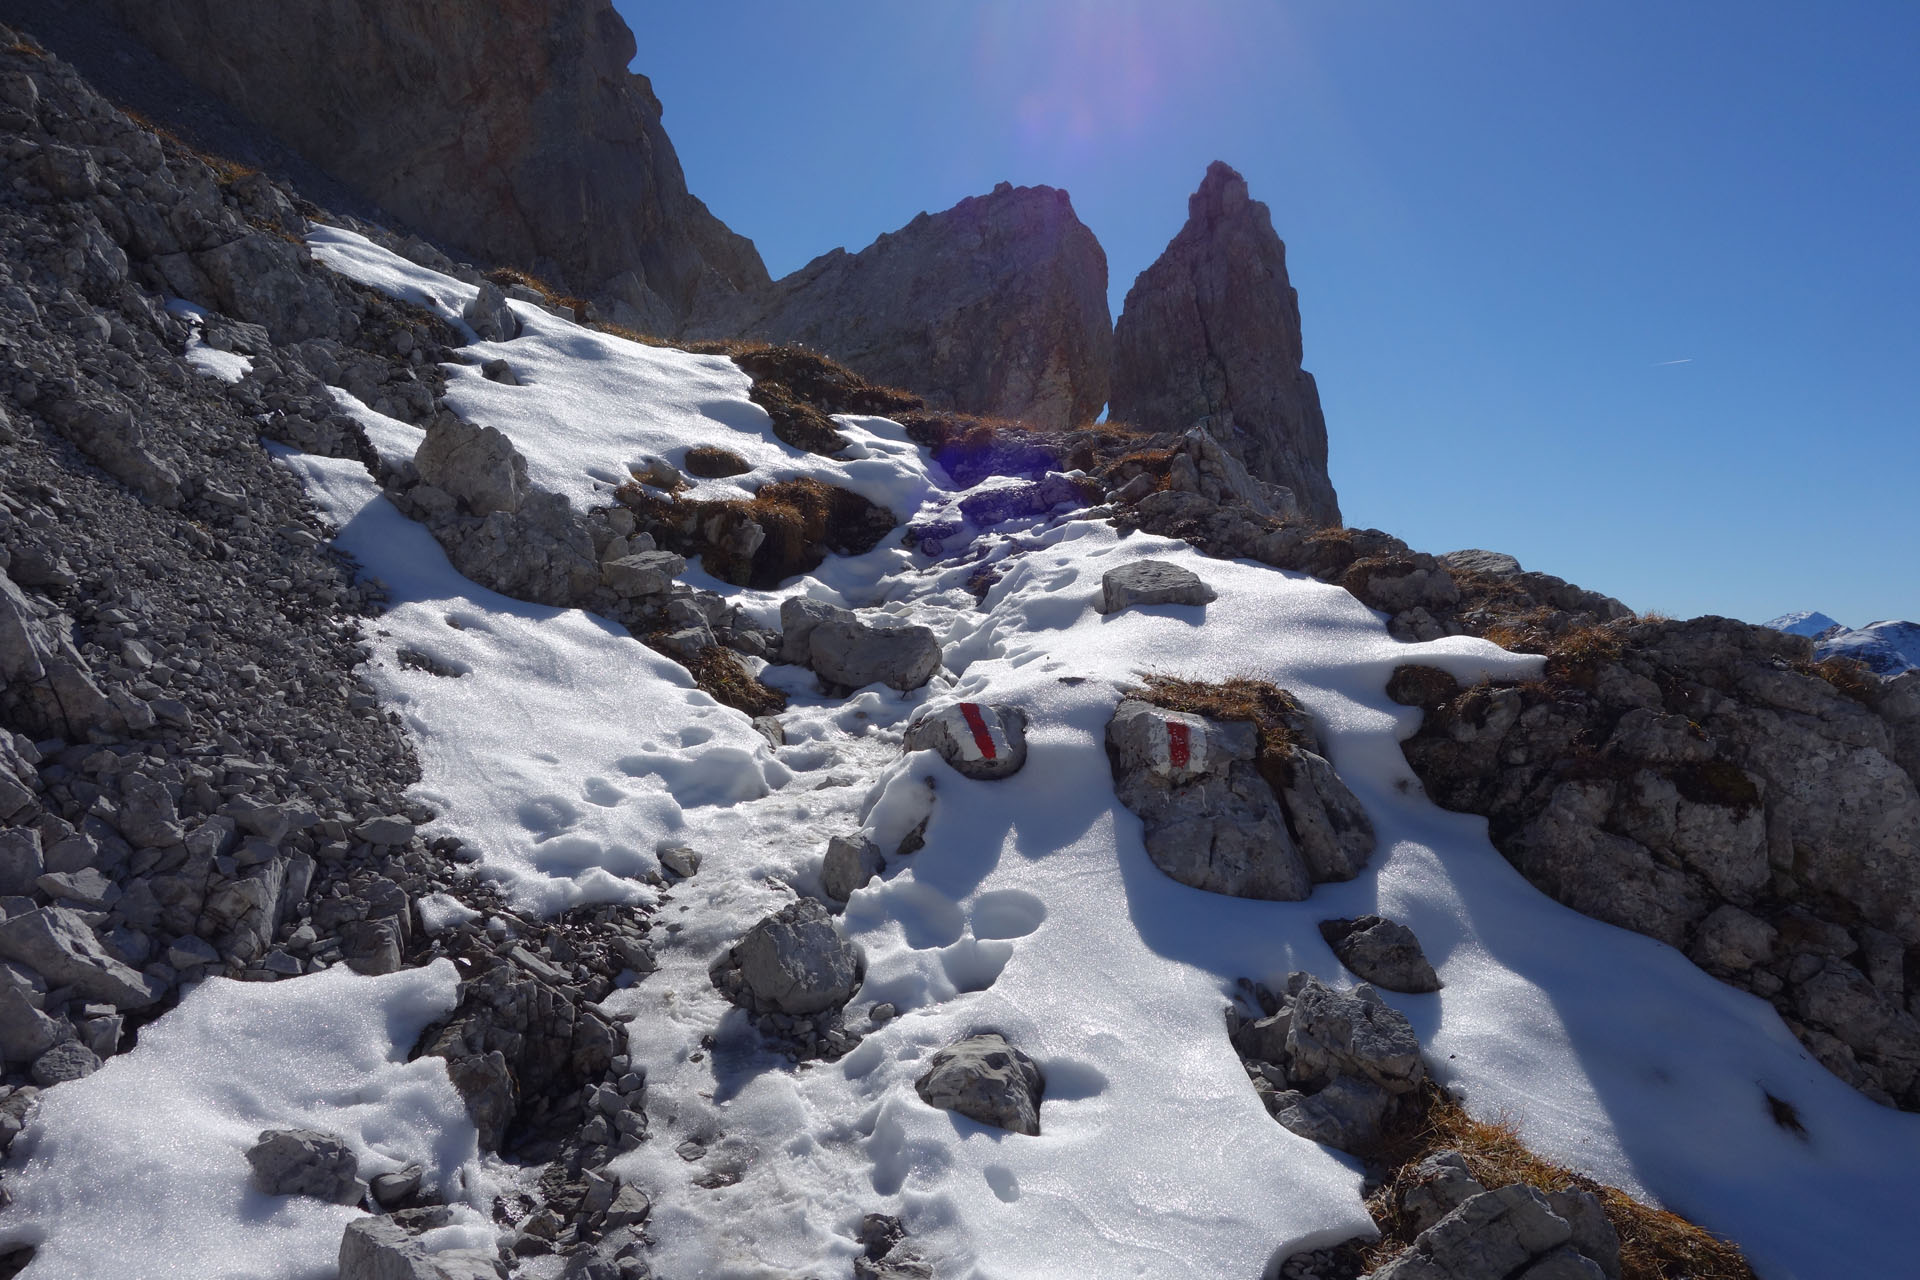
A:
[272,230,1920,1277]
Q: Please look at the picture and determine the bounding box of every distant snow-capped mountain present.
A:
[1764,612,1920,675]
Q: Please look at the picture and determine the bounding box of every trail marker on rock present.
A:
[904,702,1029,780]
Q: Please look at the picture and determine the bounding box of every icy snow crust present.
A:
[261,231,1920,1276]
[5,962,490,1280]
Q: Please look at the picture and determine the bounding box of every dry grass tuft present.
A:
[683,445,751,479]
[616,476,895,590]
[1365,1084,1756,1280]
[1805,655,1876,705]
[659,643,787,717]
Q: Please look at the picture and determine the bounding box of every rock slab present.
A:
[1111,161,1341,525]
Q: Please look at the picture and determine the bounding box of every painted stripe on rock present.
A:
[958,702,999,762]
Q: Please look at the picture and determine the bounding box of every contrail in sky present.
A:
[1651,358,1694,366]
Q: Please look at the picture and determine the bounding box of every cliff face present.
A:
[99,0,768,328]
[1111,162,1340,526]
[692,182,1113,431]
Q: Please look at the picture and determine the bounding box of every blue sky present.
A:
[621,1,1919,627]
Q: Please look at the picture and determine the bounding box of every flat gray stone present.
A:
[249,1128,361,1204]
[915,1032,1044,1135]
[1319,915,1442,993]
[1096,559,1217,614]
[822,834,885,904]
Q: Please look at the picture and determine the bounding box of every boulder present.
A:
[914,1032,1045,1135]
[106,0,767,326]
[246,1128,362,1204]
[1285,978,1425,1096]
[728,899,862,1016]
[1106,697,1374,900]
[1400,1151,1486,1234]
[1107,698,1309,899]
[339,1208,507,1280]
[1096,560,1217,615]
[1110,162,1340,525]
[821,834,885,904]
[600,550,684,598]
[796,605,941,693]
[0,908,163,1009]
[414,413,527,518]
[903,702,1029,780]
[1319,916,1442,993]
[460,282,520,343]
[1368,1185,1578,1280]
[693,182,1111,429]
[30,1039,102,1087]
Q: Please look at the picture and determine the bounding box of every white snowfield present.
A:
[6,962,494,1280]
[19,227,1915,1279]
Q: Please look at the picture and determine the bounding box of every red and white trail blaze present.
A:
[953,702,1008,762]
[1147,711,1209,781]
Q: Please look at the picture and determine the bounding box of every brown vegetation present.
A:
[616,476,895,590]
[683,445,751,479]
[1364,1083,1757,1280]
[656,643,786,717]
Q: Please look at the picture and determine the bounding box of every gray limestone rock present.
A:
[1110,162,1340,525]
[0,908,163,1009]
[1096,560,1217,615]
[0,829,44,897]
[692,181,1110,429]
[1285,978,1424,1095]
[806,612,941,693]
[1401,1151,1486,1234]
[247,1128,363,1204]
[821,835,885,905]
[730,899,862,1015]
[30,1038,102,1087]
[914,1032,1045,1135]
[461,282,520,343]
[414,413,527,518]
[1270,1074,1393,1154]
[106,0,766,326]
[601,550,684,598]
[903,702,1029,780]
[1370,1185,1573,1280]
[1545,1190,1622,1280]
[339,1208,508,1280]
[1319,916,1442,994]
[1107,698,1309,899]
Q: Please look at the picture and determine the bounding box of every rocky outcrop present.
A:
[1399,623,1920,1110]
[1106,693,1376,900]
[98,0,768,328]
[692,182,1112,430]
[1110,162,1340,525]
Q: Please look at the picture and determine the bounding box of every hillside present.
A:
[0,18,1917,1280]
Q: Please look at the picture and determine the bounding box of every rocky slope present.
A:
[689,182,1113,432]
[88,0,768,330]
[2,19,1917,1280]
[1111,161,1341,526]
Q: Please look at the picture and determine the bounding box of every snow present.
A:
[2,962,491,1280]
[263,227,1920,1278]
[306,225,940,521]
[278,447,791,915]
[1764,611,1920,675]
[1763,609,1841,638]
[165,296,254,383]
